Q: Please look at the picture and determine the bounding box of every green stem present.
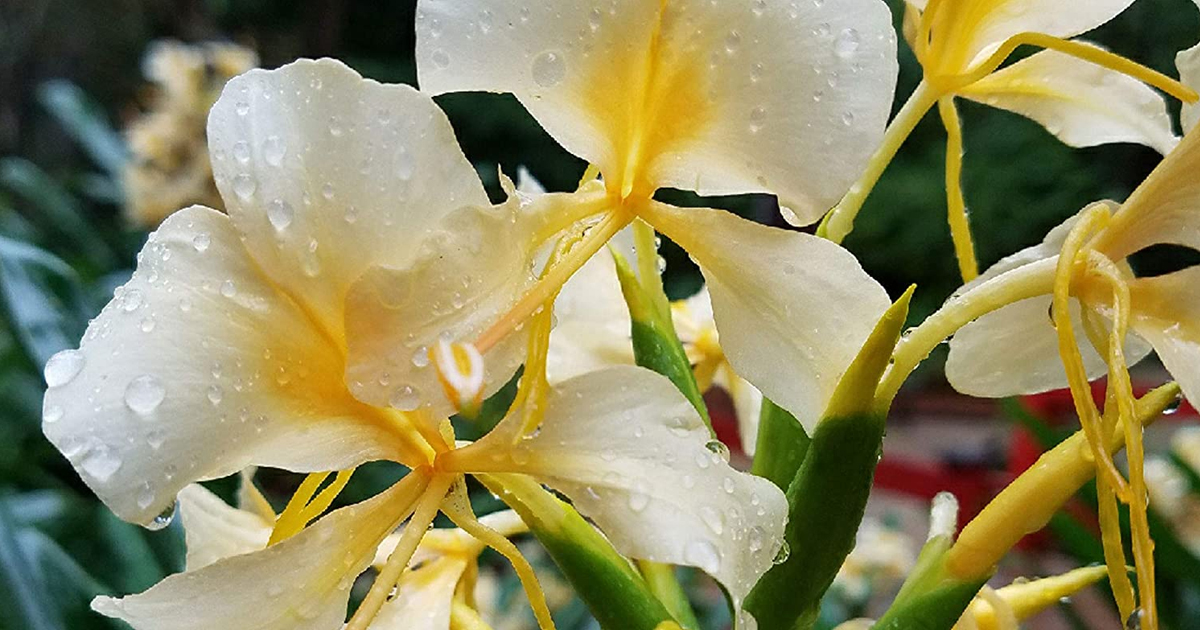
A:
[637,560,701,630]
[750,400,810,491]
[820,81,940,244]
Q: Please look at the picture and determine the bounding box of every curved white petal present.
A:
[1179,42,1200,133]
[946,295,1152,397]
[371,557,469,630]
[207,58,488,333]
[547,245,635,385]
[42,208,413,525]
[958,48,1178,155]
[341,198,555,415]
[417,0,897,224]
[927,0,1134,72]
[1095,125,1200,260]
[177,484,271,571]
[93,479,420,630]
[644,203,891,433]
[464,366,787,622]
[1129,267,1200,408]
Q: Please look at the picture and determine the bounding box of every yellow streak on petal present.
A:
[937,97,979,282]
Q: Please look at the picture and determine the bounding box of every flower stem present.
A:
[821,81,940,243]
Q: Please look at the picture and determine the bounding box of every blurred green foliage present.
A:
[2,0,1200,628]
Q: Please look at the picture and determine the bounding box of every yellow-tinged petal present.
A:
[41,208,417,526]
[546,241,636,385]
[713,366,764,456]
[449,366,787,625]
[1179,40,1200,132]
[207,58,489,334]
[958,48,1178,155]
[922,0,1135,75]
[177,484,271,571]
[93,475,428,630]
[370,556,469,630]
[1093,124,1200,260]
[1129,267,1200,407]
[416,0,897,223]
[642,202,890,433]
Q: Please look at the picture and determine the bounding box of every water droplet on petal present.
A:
[80,445,122,482]
[268,199,294,232]
[42,404,63,424]
[44,350,85,387]
[390,385,421,411]
[220,280,237,298]
[232,140,251,164]
[628,480,650,512]
[431,49,451,69]
[531,51,566,88]
[122,289,144,312]
[834,28,860,58]
[263,135,286,167]
[192,233,211,252]
[701,506,724,534]
[125,375,166,415]
[207,385,224,406]
[232,174,257,201]
[144,501,176,531]
[773,539,791,564]
[235,101,250,116]
[705,440,730,463]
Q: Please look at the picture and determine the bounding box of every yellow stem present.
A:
[938,97,979,282]
[268,472,330,546]
[475,208,632,353]
[346,471,449,630]
[442,481,556,630]
[822,81,941,243]
[915,0,944,63]
[450,600,496,630]
[877,257,1058,404]
[940,32,1199,104]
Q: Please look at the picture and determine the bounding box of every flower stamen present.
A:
[937,96,979,282]
[432,339,486,416]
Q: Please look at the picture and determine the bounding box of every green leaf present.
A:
[611,247,710,429]
[0,158,117,270]
[750,399,810,491]
[479,474,679,630]
[0,499,66,630]
[744,288,913,630]
[872,534,989,630]
[36,80,129,177]
[0,235,92,368]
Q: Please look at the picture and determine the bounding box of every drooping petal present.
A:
[42,208,415,525]
[207,58,489,333]
[177,484,271,571]
[1094,125,1200,260]
[93,476,426,630]
[1129,267,1200,407]
[642,202,891,433]
[416,0,897,224]
[957,48,1178,155]
[1178,40,1200,132]
[547,243,635,385]
[925,0,1135,73]
[946,295,1152,397]
[457,366,788,622]
[370,557,469,630]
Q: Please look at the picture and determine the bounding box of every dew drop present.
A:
[748,525,766,553]
[773,539,791,564]
[44,350,85,387]
[235,101,250,116]
[125,375,166,415]
[531,51,567,88]
[412,347,430,368]
[628,480,651,512]
[390,385,421,411]
[268,198,295,232]
[841,111,855,126]
[80,446,122,482]
[136,482,154,510]
[322,183,335,200]
[220,280,237,298]
[749,106,767,133]
[144,501,177,531]
[701,506,724,534]
[232,140,251,164]
[780,206,801,224]
[431,49,451,69]
[1164,392,1184,415]
[140,317,156,333]
[705,440,730,463]
[833,28,860,58]
[122,289,144,312]
[724,30,743,54]
[192,233,211,252]
[207,385,224,406]
[42,404,63,424]
[232,174,257,201]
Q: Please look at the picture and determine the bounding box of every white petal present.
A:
[1129,267,1200,408]
[927,0,1134,72]
[644,203,891,433]
[42,208,413,525]
[1178,41,1200,133]
[465,366,788,621]
[370,557,468,630]
[207,58,489,333]
[1095,126,1200,260]
[547,245,635,385]
[93,479,419,630]
[177,484,271,571]
[416,0,897,224]
[946,295,1152,397]
[958,48,1178,155]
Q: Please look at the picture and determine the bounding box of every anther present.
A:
[432,338,485,416]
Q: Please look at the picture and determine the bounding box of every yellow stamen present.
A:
[450,600,496,630]
[578,164,601,190]
[937,97,979,282]
[475,208,633,354]
[346,471,450,630]
[295,468,355,526]
[1051,203,1130,500]
[441,479,556,630]
[268,471,330,546]
[1086,252,1158,630]
[941,32,1199,104]
[914,0,945,64]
